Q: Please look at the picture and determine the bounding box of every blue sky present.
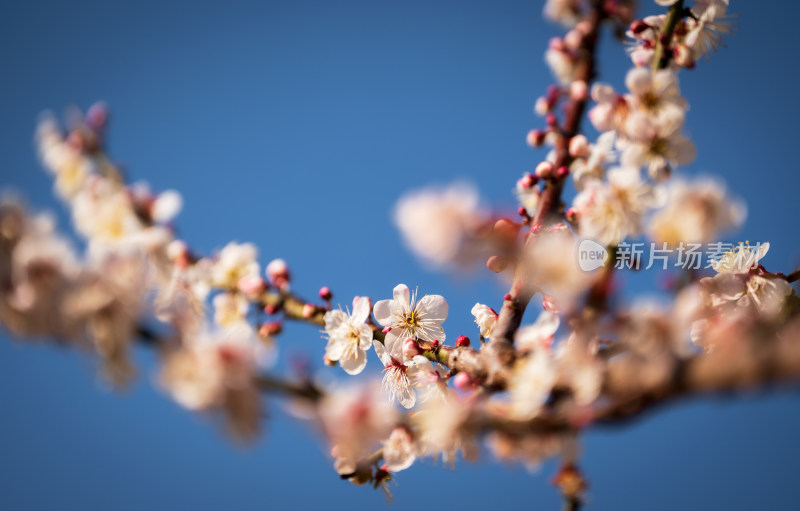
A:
[1,1,799,509]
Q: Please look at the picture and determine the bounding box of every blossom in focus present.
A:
[323,296,374,375]
[471,303,498,338]
[373,338,436,409]
[393,183,488,269]
[712,242,770,274]
[373,283,448,347]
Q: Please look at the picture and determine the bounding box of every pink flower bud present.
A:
[548,37,564,51]
[318,286,333,301]
[569,80,588,101]
[453,372,473,392]
[564,29,582,49]
[526,129,546,147]
[555,166,570,179]
[568,135,590,158]
[542,294,560,313]
[535,161,554,179]
[630,19,649,35]
[456,335,471,348]
[517,172,538,189]
[403,338,421,359]
[259,321,282,337]
[493,218,520,243]
[264,302,282,315]
[302,303,316,318]
[534,97,550,116]
[266,258,291,288]
[382,326,392,334]
[238,275,267,297]
[487,255,509,273]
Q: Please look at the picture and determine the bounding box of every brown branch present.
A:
[483,0,606,387]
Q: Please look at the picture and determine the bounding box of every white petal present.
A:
[351,296,371,324]
[373,340,391,366]
[373,299,393,326]
[324,310,348,332]
[340,349,368,375]
[393,283,410,304]
[417,294,448,322]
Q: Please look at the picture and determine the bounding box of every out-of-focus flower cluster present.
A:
[2,0,799,505]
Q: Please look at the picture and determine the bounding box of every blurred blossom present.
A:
[648,177,745,245]
[393,183,489,269]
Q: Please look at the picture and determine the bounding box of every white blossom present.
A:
[323,296,373,375]
[373,283,448,347]
[471,303,498,338]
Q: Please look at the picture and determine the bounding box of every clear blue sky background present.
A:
[1,1,799,510]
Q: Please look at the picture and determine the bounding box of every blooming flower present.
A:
[317,383,398,476]
[212,292,249,327]
[712,242,770,274]
[508,348,557,419]
[393,183,488,269]
[210,242,259,289]
[471,303,498,338]
[573,167,656,246]
[648,177,745,245]
[373,336,436,409]
[373,284,448,347]
[382,427,417,472]
[159,324,262,441]
[323,296,374,375]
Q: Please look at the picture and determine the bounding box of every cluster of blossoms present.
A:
[3,0,800,507]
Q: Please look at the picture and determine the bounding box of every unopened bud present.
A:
[534,97,550,116]
[266,258,291,288]
[535,161,554,179]
[569,80,588,101]
[382,326,392,334]
[238,275,267,297]
[318,286,333,301]
[517,173,538,190]
[453,372,473,392]
[403,338,421,359]
[487,254,509,273]
[526,129,546,147]
[493,218,520,243]
[264,302,282,315]
[630,19,649,35]
[555,166,570,179]
[456,335,471,348]
[568,135,590,158]
[259,321,282,337]
[302,303,316,318]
